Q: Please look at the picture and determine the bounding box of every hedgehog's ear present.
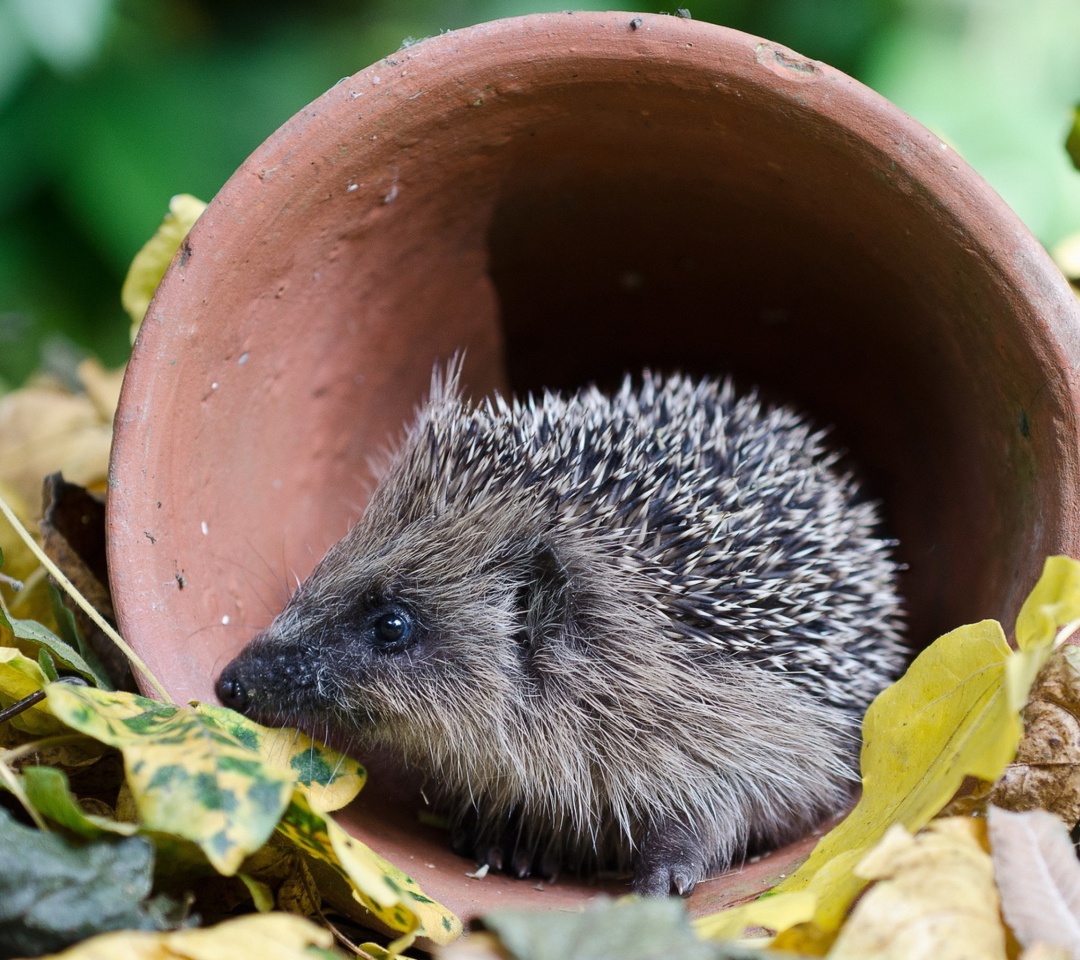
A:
[513,541,571,649]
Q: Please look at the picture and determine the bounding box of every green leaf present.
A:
[194,702,365,812]
[22,765,138,839]
[47,583,113,688]
[45,685,294,875]
[38,647,59,681]
[0,806,176,958]
[485,898,756,960]
[0,602,108,688]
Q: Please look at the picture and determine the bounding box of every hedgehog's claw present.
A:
[539,845,561,884]
[511,847,533,878]
[480,845,505,871]
[633,819,711,897]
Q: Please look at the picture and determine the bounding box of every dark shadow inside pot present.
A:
[480,93,1042,653]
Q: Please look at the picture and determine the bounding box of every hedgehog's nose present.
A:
[216,661,250,713]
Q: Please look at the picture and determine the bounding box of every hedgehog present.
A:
[217,364,905,897]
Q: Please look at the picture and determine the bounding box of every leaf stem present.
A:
[0,490,173,703]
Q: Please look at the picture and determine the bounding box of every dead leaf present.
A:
[991,645,1080,825]
[39,474,130,689]
[275,858,321,919]
[828,818,1007,960]
[0,381,111,508]
[241,840,322,919]
[988,805,1080,958]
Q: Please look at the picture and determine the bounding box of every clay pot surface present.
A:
[109,11,1080,922]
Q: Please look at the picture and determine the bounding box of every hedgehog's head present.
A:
[215,478,628,768]
[217,367,665,778]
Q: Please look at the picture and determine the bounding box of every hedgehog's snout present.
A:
[216,633,317,721]
[216,660,250,713]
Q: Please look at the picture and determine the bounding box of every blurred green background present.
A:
[2,0,1079,389]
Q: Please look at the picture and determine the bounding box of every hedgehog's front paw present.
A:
[450,812,561,882]
[633,819,712,897]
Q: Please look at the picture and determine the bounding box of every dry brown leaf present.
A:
[0,477,38,587]
[276,858,321,919]
[26,739,111,770]
[114,780,139,823]
[991,645,1080,825]
[39,474,129,688]
[988,805,1080,958]
[827,817,1007,960]
[240,841,321,919]
[0,382,112,508]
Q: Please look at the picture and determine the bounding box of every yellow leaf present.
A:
[40,912,333,960]
[828,818,1007,960]
[122,194,206,337]
[238,873,276,913]
[276,791,461,945]
[0,478,36,588]
[706,556,1080,952]
[1012,555,1080,702]
[0,647,63,734]
[771,618,1019,941]
[694,889,816,941]
[194,702,365,812]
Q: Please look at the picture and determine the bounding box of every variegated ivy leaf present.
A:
[45,685,293,875]
[276,791,462,946]
[193,702,365,812]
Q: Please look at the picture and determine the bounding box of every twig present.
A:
[0,490,172,702]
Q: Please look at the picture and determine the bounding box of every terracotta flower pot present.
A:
[107,11,1080,920]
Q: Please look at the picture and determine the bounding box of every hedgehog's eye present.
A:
[371,608,413,651]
